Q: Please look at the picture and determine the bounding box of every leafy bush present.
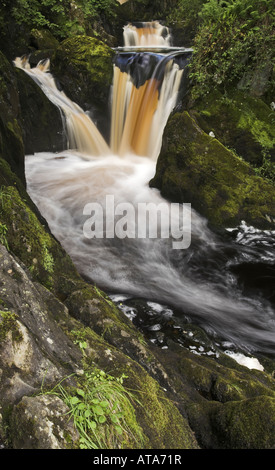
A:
[167,0,207,33]
[189,0,275,99]
[0,0,118,41]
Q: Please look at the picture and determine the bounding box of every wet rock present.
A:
[0,51,25,184]
[30,29,59,51]
[9,395,79,449]
[150,111,275,230]
[192,89,275,167]
[16,67,65,154]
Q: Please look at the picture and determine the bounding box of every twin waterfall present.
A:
[15,23,275,359]
[15,21,189,160]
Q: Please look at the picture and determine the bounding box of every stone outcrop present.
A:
[150,111,275,230]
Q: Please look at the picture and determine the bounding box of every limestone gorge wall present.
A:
[0,0,275,450]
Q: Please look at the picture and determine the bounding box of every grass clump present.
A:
[43,367,145,449]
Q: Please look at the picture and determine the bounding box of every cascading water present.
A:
[123,21,171,48]
[14,23,275,365]
[110,52,188,159]
[14,57,110,156]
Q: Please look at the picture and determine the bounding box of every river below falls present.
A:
[25,150,275,367]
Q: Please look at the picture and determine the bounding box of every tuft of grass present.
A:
[42,368,144,449]
[0,222,8,250]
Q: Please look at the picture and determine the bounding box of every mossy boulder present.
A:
[30,29,59,51]
[212,396,275,449]
[150,111,275,230]
[51,36,114,107]
[193,90,275,168]
[51,35,115,140]
[151,339,275,449]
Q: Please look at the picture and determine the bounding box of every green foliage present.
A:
[0,0,118,41]
[167,0,207,30]
[190,0,275,99]
[45,368,144,449]
[0,310,22,342]
[0,223,8,250]
[254,149,275,184]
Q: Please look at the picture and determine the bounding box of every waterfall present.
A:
[15,24,275,358]
[110,53,186,159]
[15,39,190,160]
[14,57,110,157]
[123,21,171,48]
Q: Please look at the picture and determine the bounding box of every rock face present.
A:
[0,51,25,184]
[150,111,275,230]
[0,50,65,186]
[9,395,79,449]
[193,90,275,168]
[16,68,65,155]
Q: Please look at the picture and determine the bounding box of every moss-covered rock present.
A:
[30,29,59,51]
[150,339,275,449]
[0,160,200,449]
[67,324,199,449]
[212,396,275,449]
[51,35,115,140]
[193,90,275,168]
[150,111,275,230]
[51,35,114,109]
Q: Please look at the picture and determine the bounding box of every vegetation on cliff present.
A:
[0,0,118,58]
[188,0,274,102]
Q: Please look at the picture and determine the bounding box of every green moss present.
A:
[125,364,198,449]
[178,351,275,404]
[151,111,275,229]
[213,396,275,448]
[0,185,56,288]
[0,310,23,343]
[194,90,275,171]
[51,35,114,109]
[62,322,198,449]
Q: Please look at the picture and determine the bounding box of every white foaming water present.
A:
[25,149,275,356]
[224,350,264,371]
[123,21,171,48]
[15,40,275,357]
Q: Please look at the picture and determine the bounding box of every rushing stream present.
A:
[15,22,275,367]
